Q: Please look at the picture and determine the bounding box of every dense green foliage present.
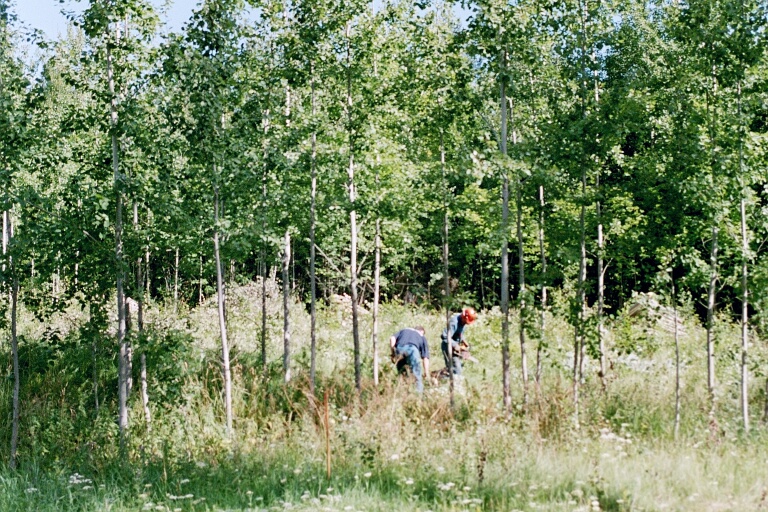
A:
[3,0,768,317]
[1,0,768,508]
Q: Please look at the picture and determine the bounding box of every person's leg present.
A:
[400,345,422,392]
[441,341,450,370]
[452,354,463,375]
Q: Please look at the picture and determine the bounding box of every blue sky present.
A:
[14,0,201,40]
[13,1,471,42]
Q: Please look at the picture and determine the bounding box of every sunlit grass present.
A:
[1,283,768,510]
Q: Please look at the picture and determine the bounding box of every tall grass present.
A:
[1,282,767,510]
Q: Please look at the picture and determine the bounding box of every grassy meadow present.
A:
[2,281,768,511]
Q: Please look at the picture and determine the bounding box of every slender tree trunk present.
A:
[107,38,129,448]
[738,79,749,433]
[261,112,270,379]
[372,153,381,387]
[173,247,179,315]
[1,211,6,271]
[597,170,606,390]
[673,275,681,439]
[440,129,454,407]
[500,51,511,412]
[512,106,528,407]
[593,58,606,391]
[282,230,291,383]
[537,185,547,388]
[140,353,151,431]
[10,275,19,470]
[198,255,203,305]
[310,69,318,393]
[145,246,150,299]
[706,66,718,421]
[574,166,586,423]
[134,203,150,431]
[346,22,361,393]
[213,184,233,435]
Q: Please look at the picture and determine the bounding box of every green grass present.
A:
[2,283,768,511]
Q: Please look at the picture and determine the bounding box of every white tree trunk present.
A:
[282,230,291,383]
[213,184,233,434]
[107,37,129,447]
[537,185,547,388]
[346,21,361,392]
[10,275,19,470]
[500,52,511,412]
[738,79,749,433]
[440,129,454,407]
[310,72,318,392]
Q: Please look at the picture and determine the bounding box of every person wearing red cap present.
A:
[440,307,477,375]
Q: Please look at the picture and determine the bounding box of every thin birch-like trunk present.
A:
[738,79,749,433]
[705,66,718,420]
[440,129,454,407]
[261,112,270,379]
[512,107,528,406]
[310,70,318,392]
[2,211,7,270]
[372,153,381,387]
[107,35,129,447]
[10,275,19,470]
[140,353,151,431]
[213,184,233,434]
[597,170,606,390]
[593,61,606,391]
[173,247,179,315]
[261,258,267,378]
[500,51,511,412]
[134,203,150,430]
[346,21,361,392]
[537,185,547,387]
[573,0,589,425]
[282,230,291,383]
[673,275,680,439]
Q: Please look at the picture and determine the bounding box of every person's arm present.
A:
[423,357,430,381]
[389,335,397,350]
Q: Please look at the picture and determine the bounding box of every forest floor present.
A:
[2,283,768,511]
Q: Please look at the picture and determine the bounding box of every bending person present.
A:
[390,326,430,393]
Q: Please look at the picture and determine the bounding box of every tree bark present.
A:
[440,129,454,407]
[372,153,381,387]
[107,36,129,448]
[282,230,291,383]
[134,203,150,431]
[673,275,681,439]
[10,275,19,470]
[512,105,528,407]
[173,247,179,315]
[140,353,151,431]
[213,184,233,435]
[738,79,749,433]
[261,112,270,379]
[500,50,511,413]
[597,170,606,390]
[537,185,547,388]
[705,66,718,421]
[346,21,361,393]
[310,69,318,393]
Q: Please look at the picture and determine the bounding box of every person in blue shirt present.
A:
[390,326,430,393]
[441,307,477,375]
